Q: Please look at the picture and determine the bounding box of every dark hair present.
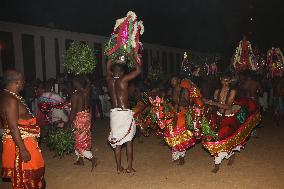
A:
[220,72,232,79]
[244,70,257,80]
[73,75,88,89]
[171,75,181,81]
[3,69,22,86]
[111,63,126,73]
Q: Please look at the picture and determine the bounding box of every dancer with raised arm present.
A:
[107,53,142,174]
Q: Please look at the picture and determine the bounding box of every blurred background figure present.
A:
[91,80,104,121]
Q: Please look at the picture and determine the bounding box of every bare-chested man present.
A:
[0,70,45,188]
[242,73,263,137]
[242,73,263,100]
[170,76,204,165]
[107,54,142,173]
[204,73,237,173]
[68,75,97,171]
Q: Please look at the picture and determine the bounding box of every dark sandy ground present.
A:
[1,113,284,189]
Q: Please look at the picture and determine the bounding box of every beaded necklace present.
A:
[4,89,34,117]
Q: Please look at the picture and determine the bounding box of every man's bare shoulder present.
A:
[0,93,18,110]
[229,89,237,96]
[230,88,237,93]
[0,92,18,104]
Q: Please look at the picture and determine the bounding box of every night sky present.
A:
[0,0,283,56]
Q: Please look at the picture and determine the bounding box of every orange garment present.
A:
[1,118,45,189]
[176,107,187,130]
[180,79,204,110]
[162,106,196,152]
[180,79,202,99]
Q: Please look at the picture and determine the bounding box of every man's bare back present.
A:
[106,55,141,109]
[243,79,262,99]
[106,54,141,174]
[68,78,91,126]
[108,77,129,109]
[73,90,91,112]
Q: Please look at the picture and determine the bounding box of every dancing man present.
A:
[68,75,97,171]
[203,72,261,173]
[107,53,142,173]
[0,70,45,188]
[169,76,204,165]
[204,73,238,172]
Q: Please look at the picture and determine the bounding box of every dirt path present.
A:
[1,113,284,189]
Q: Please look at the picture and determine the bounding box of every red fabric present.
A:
[36,108,48,128]
[208,98,258,141]
[2,118,44,189]
[73,110,92,154]
[163,108,196,152]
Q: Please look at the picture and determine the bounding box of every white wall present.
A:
[0,21,186,79]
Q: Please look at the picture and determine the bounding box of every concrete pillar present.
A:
[13,32,24,73]
[147,48,151,72]
[0,48,2,75]
[58,37,65,73]
[157,50,162,72]
[34,35,43,80]
[44,36,56,79]
[166,51,170,75]
[87,40,94,48]
[101,43,106,76]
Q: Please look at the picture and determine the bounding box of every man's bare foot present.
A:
[178,157,185,165]
[91,157,98,172]
[74,157,84,166]
[212,164,220,173]
[126,167,136,174]
[227,154,235,166]
[117,167,125,174]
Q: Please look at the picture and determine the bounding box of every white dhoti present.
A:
[214,145,243,165]
[172,151,186,161]
[75,150,93,159]
[108,108,136,148]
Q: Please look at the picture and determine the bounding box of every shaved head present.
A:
[3,69,23,86]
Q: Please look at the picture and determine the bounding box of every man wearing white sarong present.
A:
[106,53,142,174]
[109,108,136,148]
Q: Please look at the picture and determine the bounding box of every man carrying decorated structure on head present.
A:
[64,42,98,171]
[266,45,284,78]
[104,11,144,174]
[232,35,257,72]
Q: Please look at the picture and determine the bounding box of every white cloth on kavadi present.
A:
[108,108,136,148]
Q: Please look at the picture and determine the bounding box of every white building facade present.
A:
[0,21,186,80]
